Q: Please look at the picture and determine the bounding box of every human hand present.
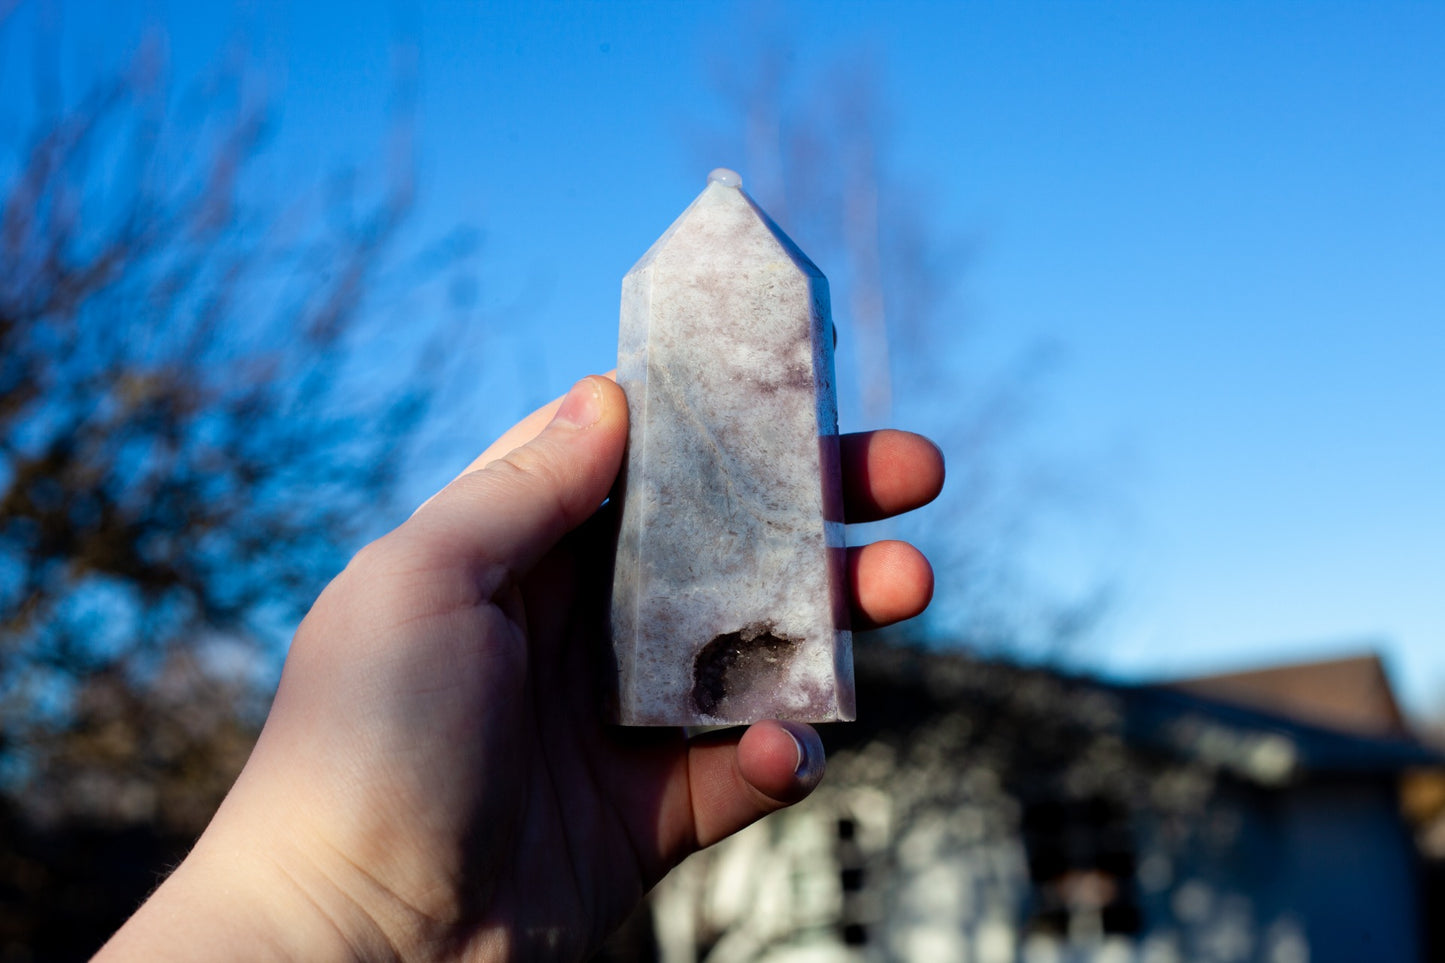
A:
[98,375,943,962]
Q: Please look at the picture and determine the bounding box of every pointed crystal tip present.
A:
[707,167,743,189]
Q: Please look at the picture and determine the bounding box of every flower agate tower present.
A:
[609,169,854,726]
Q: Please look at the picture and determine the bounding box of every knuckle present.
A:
[482,444,577,525]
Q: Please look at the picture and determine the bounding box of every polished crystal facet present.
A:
[608,170,854,726]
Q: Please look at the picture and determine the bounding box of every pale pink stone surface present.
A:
[607,171,853,726]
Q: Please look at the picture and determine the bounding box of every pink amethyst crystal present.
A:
[608,170,854,726]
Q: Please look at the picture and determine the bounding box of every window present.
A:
[1020,797,1141,937]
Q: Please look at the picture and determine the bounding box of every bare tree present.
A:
[695,32,1105,658]
[0,16,473,955]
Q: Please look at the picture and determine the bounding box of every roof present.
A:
[838,643,1443,788]
[1164,652,1409,739]
[1124,679,1436,782]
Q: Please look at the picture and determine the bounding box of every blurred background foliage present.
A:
[0,10,477,955]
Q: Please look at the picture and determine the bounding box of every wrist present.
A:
[95,792,466,963]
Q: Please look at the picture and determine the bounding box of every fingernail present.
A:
[786,729,808,777]
[550,377,603,430]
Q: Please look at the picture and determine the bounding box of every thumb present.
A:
[408,375,628,577]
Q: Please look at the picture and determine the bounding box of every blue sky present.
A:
[10,2,1444,712]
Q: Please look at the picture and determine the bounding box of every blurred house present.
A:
[634,646,1444,963]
